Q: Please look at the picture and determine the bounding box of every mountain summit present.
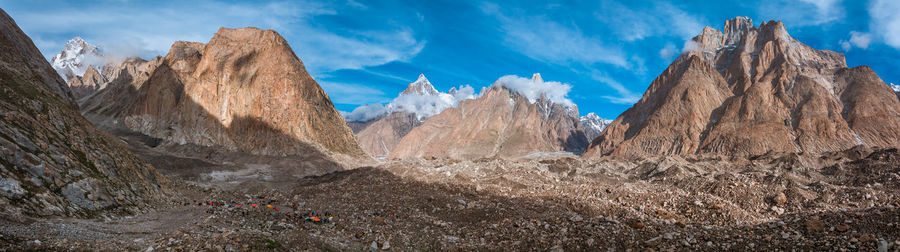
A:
[50,37,104,81]
[79,27,366,161]
[401,74,440,95]
[585,17,900,158]
[390,75,589,159]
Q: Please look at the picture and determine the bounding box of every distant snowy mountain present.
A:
[343,74,476,122]
[580,112,612,141]
[50,37,105,80]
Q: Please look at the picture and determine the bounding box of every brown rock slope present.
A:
[80,27,365,159]
[585,17,900,158]
[390,75,589,159]
[0,9,171,219]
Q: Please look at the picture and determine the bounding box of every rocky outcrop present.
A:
[585,17,900,159]
[80,27,366,160]
[390,74,589,159]
[66,66,106,100]
[0,9,172,219]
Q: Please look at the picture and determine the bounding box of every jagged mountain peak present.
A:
[401,74,439,95]
[51,36,105,81]
[586,17,900,159]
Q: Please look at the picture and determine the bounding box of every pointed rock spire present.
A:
[401,74,439,95]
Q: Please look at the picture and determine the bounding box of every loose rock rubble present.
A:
[1,146,899,250]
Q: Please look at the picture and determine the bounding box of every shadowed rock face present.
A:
[585,17,900,159]
[390,84,589,160]
[356,111,422,158]
[80,27,366,160]
[66,66,106,100]
[0,8,172,219]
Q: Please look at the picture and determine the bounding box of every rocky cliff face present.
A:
[80,27,366,160]
[585,17,900,159]
[66,65,106,100]
[390,74,589,159]
[356,111,422,158]
[0,9,172,219]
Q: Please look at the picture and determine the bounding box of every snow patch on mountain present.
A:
[344,74,476,122]
[580,112,612,141]
[51,37,106,81]
[495,73,574,107]
[891,83,899,93]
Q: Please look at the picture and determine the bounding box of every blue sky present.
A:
[2,0,899,119]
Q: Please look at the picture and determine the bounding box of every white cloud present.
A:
[9,0,424,75]
[595,1,704,41]
[758,0,843,27]
[495,74,574,107]
[318,81,388,105]
[389,85,476,119]
[343,103,390,122]
[869,0,900,49]
[659,43,678,59]
[851,31,873,48]
[590,71,641,105]
[343,76,477,122]
[840,40,852,51]
[480,3,630,69]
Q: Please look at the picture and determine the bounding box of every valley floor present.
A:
[2,132,900,251]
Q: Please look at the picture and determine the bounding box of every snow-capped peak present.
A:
[51,37,105,81]
[343,74,477,122]
[401,74,439,95]
[580,112,612,140]
[890,83,899,93]
[495,74,574,108]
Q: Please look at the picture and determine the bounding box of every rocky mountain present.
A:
[343,74,475,124]
[79,27,366,160]
[347,74,475,157]
[389,74,589,159]
[401,74,440,96]
[580,112,612,141]
[352,76,436,157]
[66,65,107,100]
[50,37,104,81]
[585,17,900,159]
[0,9,171,219]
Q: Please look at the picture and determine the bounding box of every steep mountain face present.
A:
[585,17,900,159]
[356,112,422,158]
[580,112,612,142]
[80,28,366,160]
[66,66,106,99]
[50,37,104,81]
[0,9,171,219]
[390,74,589,159]
[349,74,472,157]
